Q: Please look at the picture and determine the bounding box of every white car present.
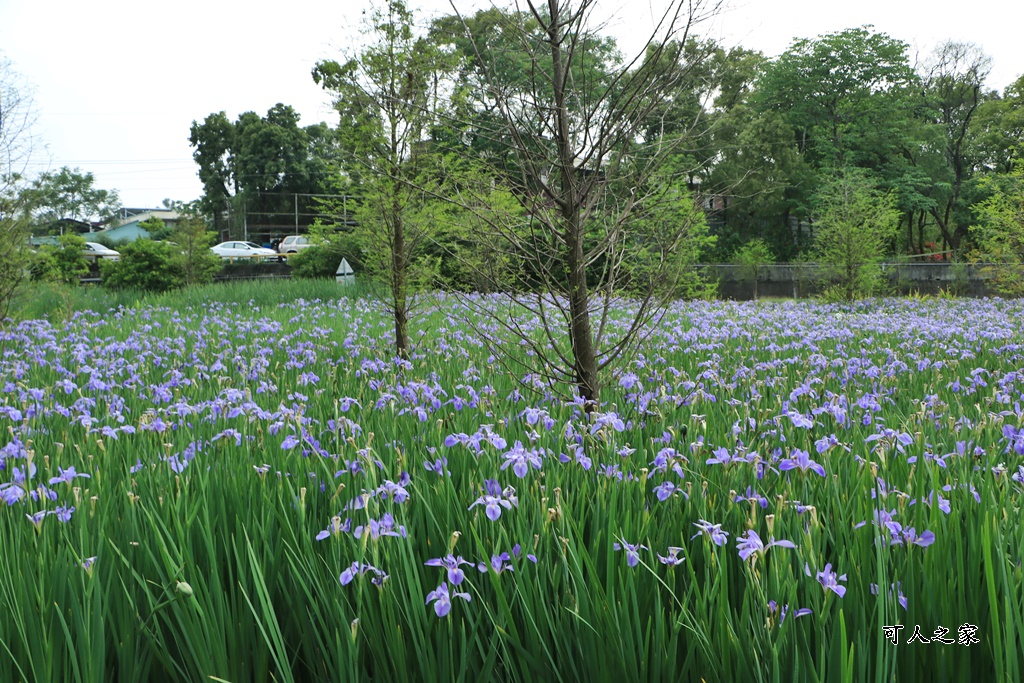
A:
[277,235,315,254]
[83,242,120,261]
[211,241,278,261]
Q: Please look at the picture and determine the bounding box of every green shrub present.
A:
[288,233,363,279]
[30,234,89,284]
[100,239,185,292]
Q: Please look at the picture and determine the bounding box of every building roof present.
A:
[110,209,181,228]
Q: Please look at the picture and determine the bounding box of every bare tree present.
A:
[440,0,720,406]
[0,54,38,323]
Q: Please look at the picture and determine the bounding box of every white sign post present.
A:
[335,258,355,285]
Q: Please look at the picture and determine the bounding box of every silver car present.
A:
[211,241,278,261]
[277,235,315,254]
[83,242,120,261]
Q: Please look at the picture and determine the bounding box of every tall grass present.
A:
[0,295,1022,681]
[8,278,369,321]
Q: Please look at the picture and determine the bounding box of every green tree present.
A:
[189,105,342,237]
[754,26,921,244]
[733,238,775,300]
[703,103,808,259]
[1,54,36,322]
[23,166,120,235]
[314,0,454,359]
[138,216,172,241]
[972,75,1024,175]
[757,27,918,170]
[812,168,900,300]
[970,163,1024,296]
[170,217,222,286]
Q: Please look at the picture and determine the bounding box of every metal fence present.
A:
[703,262,1003,299]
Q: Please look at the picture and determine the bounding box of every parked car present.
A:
[211,241,278,261]
[277,235,315,254]
[83,242,120,261]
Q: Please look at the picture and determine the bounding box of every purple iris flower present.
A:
[767,600,812,626]
[340,561,389,586]
[316,516,352,541]
[706,447,739,467]
[613,539,647,567]
[785,410,815,429]
[469,479,517,521]
[1014,465,1024,487]
[520,407,554,430]
[898,527,936,548]
[814,434,841,454]
[500,441,544,478]
[423,457,449,476]
[443,433,469,448]
[48,466,91,486]
[657,547,686,566]
[376,476,410,503]
[691,520,729,546]
[338,397,360,412]
[589,411,626,435]
[778,449,826,477]
[425,582,471,617]
[25,510,47,529]
[353,513,406,540]
[870,582,908,610]
[1002,424,1024,455]
[0,483,26,505]
[511,543,538,564]
[653,481,683,501]
[736,530,796,561]
[12,463,36,485]
[477,552,514,574]
[811,563,847,598]
[734,486,768,509]
[425,554,472,585]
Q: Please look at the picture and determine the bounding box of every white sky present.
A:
[1,0,1021,210]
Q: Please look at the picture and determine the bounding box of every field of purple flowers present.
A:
[1,294,1023,682]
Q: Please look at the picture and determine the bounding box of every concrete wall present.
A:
[704,262,996,300]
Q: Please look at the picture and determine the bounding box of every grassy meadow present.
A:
[1,283,1023,682]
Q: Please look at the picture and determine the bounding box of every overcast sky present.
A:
[1,0,1021,210]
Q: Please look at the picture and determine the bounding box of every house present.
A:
[100,208,181,243]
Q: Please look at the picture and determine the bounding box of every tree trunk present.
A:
[917,211,925,255]
[548,0,599,407]
[909,210,917,253]
[392,195,409,359]
[567,228,600,406]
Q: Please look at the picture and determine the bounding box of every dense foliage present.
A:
[1,294,1023,681]
[99,239,187,292]
[29,234,90,284]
